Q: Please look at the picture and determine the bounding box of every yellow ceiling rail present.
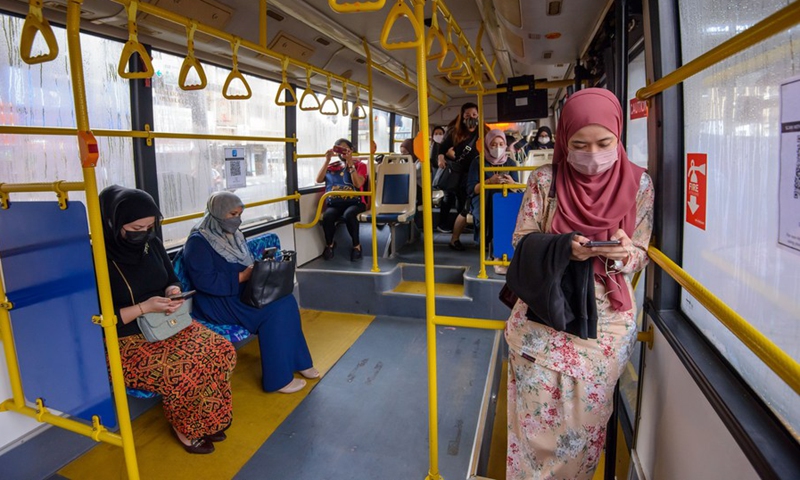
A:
[222,38,252,100]
[299,67,322,111]
[475,23,498,86]
[178,21,207,91]
[109,0,368,92]
[637,1,800,100]
[320,76,340,115]
[328,0,386,13]
[19,0,58,64]
[117,0,153,79]
[380,0,422,50]
[482,78,579,95]
[275,57,298,106]
[647,247,800,395]
[161,193,300,226]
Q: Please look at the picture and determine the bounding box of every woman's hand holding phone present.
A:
[571,230,632,262]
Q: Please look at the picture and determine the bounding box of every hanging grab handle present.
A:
[320,76,339,116]
[178,21,207,91]
[351,87,367,119]
[426,4,446,61]
[19,0,58,64]
[438,23,463,73]
[299,68,321,111]
[341,81,349,117]
[328,0,386,13]
[275,57,298,106]
[222,38,252,100]
[118,0,154,79]
[380,0,421,51]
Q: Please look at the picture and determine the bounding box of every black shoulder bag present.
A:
[433,136,478,191]
[240,250,296,309]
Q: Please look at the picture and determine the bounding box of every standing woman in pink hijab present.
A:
[505,88,654,479]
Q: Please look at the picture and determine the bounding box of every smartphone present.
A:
[583,240,622,247]
[262,247,278,260]
[332,145,348,155]
[168,290,196,300]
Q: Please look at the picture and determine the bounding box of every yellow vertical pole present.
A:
[363,39,380,273]
[259,0,268,48]
[67,1,140,479]
[413,1,442,477]
[0,281,25,409]
[477,91,487,279]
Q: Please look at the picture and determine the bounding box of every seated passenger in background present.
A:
[530,126,555,150]
[399,138,423,208]
[316,138,368,262]
[100,185,235,454]
[467,129,519,275]
[183,192,318,394]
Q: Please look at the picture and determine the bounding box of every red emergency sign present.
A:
[686,153,707,230]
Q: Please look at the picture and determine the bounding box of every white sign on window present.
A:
[779,77,800,253]
[224,147,247,189]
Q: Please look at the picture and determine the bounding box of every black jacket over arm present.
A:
[506,232,597,340]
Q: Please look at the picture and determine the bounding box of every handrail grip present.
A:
[328,0,386,13]
[647,246,800,395]
[294,191,373,229]
[117,0,154,80]
[178,21,207,91]
[637,2,800,100]
[19,0,59,64]
[161,193,301,226]
[380,0,422,51]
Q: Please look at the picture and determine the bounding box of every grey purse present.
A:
[113,261,193,342]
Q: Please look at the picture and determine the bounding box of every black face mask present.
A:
[464,117,479,130]
[122,228,155,246]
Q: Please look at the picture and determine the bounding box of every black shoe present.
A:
[448,240,465,251]
[204,431,227,443]
[323,243,335,260]
[172,428,215,454]
[351,247,363,261]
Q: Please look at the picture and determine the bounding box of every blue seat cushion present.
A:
[195,318,252,343]
[382,174,410,204]
[360,213,414,223]
[126,387,159,399]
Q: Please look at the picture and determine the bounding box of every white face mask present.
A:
[567,148,618,175]
[491,147,506,160]
[433,134,444,144]
[538,136,550,144]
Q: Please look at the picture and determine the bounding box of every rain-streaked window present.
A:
[150,51,288,247]
[393,114,413,153]
[358,108,391,154]
[0,14,134,202]
[296,91,352,188]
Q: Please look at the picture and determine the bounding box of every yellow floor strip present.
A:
[58,310,374,480]
[391,280,464,297]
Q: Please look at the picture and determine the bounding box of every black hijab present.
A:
[531,126,555,149]
[99,185,162,264]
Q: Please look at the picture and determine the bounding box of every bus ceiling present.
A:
[2,0,623,117]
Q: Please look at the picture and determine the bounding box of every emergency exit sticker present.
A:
[686,153,707,230]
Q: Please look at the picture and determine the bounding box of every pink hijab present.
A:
[484,129,508,165]
[551,88,645,312]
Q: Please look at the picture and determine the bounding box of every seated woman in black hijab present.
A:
[99,185,236,455]
[182,192,317,394]
[529,126,555,150]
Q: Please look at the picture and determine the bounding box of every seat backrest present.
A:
[521,148,554,184]
[373,154,416,214]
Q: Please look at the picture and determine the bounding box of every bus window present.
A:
[296,96,352,188]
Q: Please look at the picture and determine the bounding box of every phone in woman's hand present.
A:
[583,240,622,247]
[168,290,196,300]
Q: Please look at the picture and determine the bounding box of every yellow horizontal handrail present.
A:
[0,181,85,193]
[637,2,800,100]
[0,125,296,144]
[433,315,506,331]
[648,246,800,395]
[294,190,372,229]
[161,193,300,226]
[482,79,580,95]
[0,400,123,446]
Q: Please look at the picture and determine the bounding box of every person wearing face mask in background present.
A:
[466,129,519,274]
[183,192,317,394]
[316,139,368,261]
[430,125,446,176]
[436,103,489,249]
[99,185,236,454]
[530,125,555,150]
[504,88,654,479]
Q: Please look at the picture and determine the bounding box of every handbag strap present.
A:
[111,260,136,305]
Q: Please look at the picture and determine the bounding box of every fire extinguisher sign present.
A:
[686,153,707,230]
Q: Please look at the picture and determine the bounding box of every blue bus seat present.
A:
[125,232,281,399]
[0,202,117,426]
[491,192,524,260]
[358,155,417,256]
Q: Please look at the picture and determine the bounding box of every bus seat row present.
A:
[126,232,281,399]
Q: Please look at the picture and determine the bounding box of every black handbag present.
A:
[432,162,461,191]
[240,250,296,308]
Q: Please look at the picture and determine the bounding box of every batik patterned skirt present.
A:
[114,321,236,440]
[504,283,637,479]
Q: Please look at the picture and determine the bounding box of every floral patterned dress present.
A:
[505,164,654,479]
